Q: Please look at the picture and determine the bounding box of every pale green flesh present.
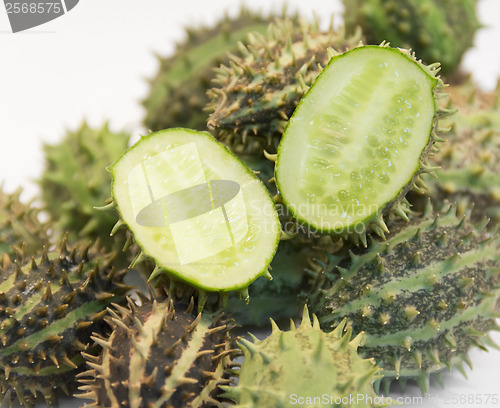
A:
[111,129,280,291]
[276,46,437,232]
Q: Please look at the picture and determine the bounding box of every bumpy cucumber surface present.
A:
[276,45,445,241]
[110,129,280,292]
[309,203,500,394]
[0,188,49,259]
[410,81,500,224]
[0,240,129,407]
[222,306,384,408]
[40,122,130,251]
[77,294,236,408]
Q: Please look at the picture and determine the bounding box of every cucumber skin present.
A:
[77,295,235,408]
[309,203,500,394]
[39,122,130,254]
[221,307,383,408]
[0,241,129,407]
[0,188,49,260]
[411,81,500,225]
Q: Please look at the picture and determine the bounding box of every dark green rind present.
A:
[0,240,130,407]
[40,122,130,253]
[76,294,236,408]
[343,0,480,75]
[309,203,500,394]
[207,18,361,156]
[143,8,280,132]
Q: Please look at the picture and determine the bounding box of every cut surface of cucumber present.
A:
[110,129,280,291]
[276,45,440,236]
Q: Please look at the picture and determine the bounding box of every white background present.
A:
[0,0,500,407]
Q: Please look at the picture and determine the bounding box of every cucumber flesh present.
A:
[110,129,280,291]
[276,46,438,234]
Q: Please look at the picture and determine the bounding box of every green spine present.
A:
[0,239,130,407]
[0,188,49,260]
[309,202,500,394]
[207,18,361,156]
[342,0,480,74]
[222,306,385,408]
[40,122,130,251]
[77,294,236,408]
[142,7,277,132]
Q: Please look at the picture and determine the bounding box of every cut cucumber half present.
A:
[276,45,447,242]
[110,129,280,292]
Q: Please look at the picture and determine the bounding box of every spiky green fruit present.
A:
[342,0,480,75]
[0,188,49,260]
[143,7,279,132]
[309,203,500,395]
[110,128,280,307]
[411,81,500,224]
[428,122,500,224]
[0,239,130,407]
[77,294,236,408]
[222,306,385,408]
[275,44,450,245]
[40,122,130,251]
[207,18,361,156]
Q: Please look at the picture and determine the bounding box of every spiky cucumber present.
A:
[0,188,49,260]
[207,18,361,156]
[221,306,385,408]
[0,239,130,407]
[110,128,280,301]
[309,202,500,394]
[77,293,236,408]
[342,0,480,75]
[275,44,450,245]
[40,122,130,252]
[427,120,500,224]
[143,7,279,132]
[410,81,500,223]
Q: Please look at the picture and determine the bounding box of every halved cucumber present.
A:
[276,45,447,242]
[110,129,280,292]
